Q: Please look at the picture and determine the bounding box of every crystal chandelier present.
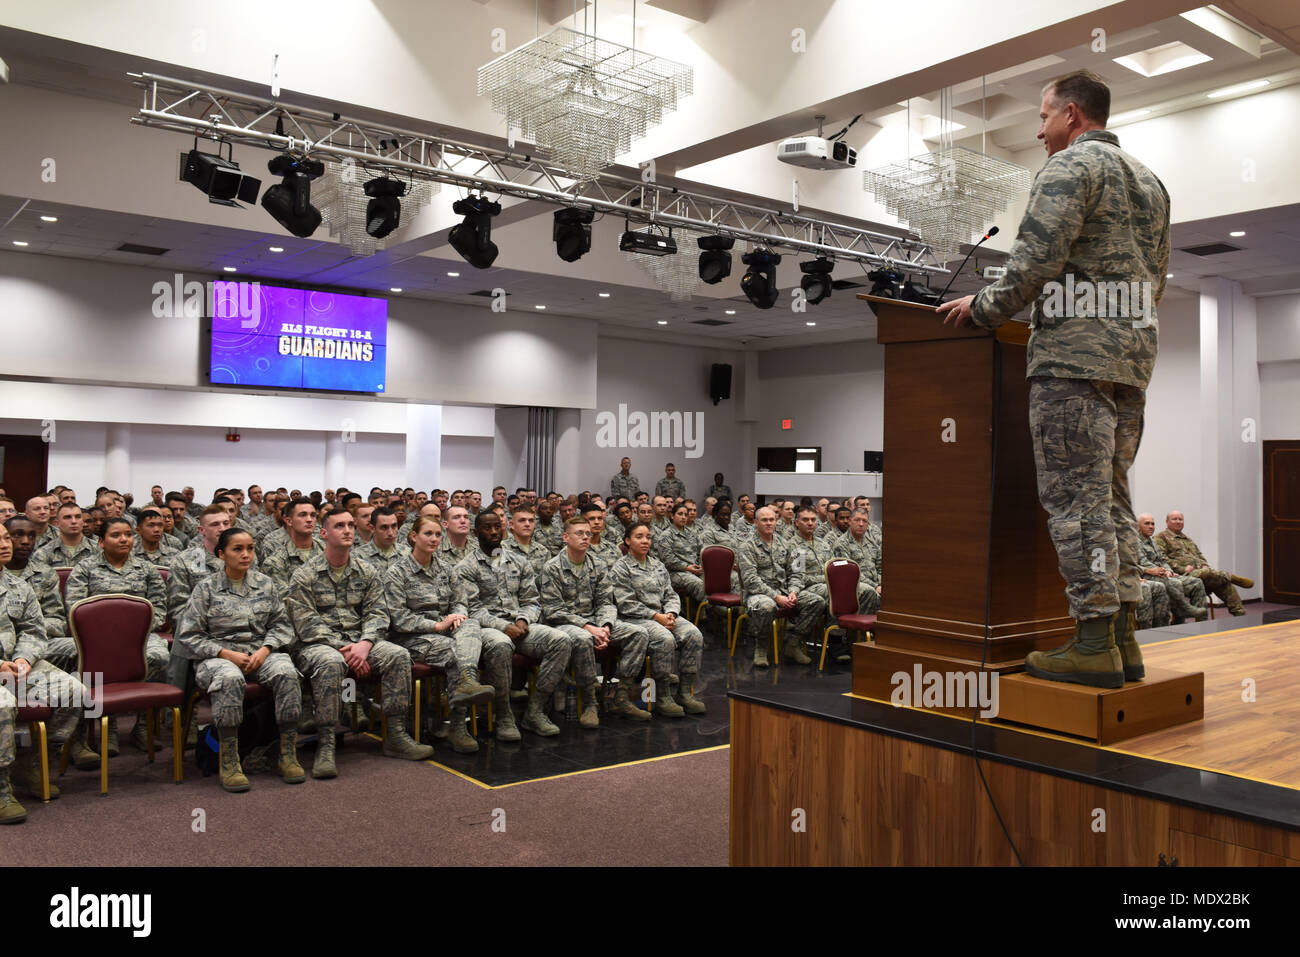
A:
[313,162,436,257]
[622,226,709,302]
[478,24,693,182]
[863,86,1029,260]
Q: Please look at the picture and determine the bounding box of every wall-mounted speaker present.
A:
[710,363,732,406]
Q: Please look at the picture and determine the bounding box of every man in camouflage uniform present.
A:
[789,505,848,661]
[175,532,305,791]
[503,506,551,580]
[610,457,640,501]
[4,517,72,671]
[262,499,324,595]
[285,507,432,777]
[32,502,98,568]
[650,496,672,534]
[451,512,570,737]
[1137,513,1207,622]
[609,524,705,717]
[533,499,563,557]
[826,508,882,616]
[540,515,651,728]
[66,518,169,754]
[24,497,57,551]
[354,507,407,576]
[437,506,476,576]
[939,69,1170,688]
[1155,511,1250,616]
[581,504,623,577]
[1,526,96,817]
[738,507,825,667]
[166,493,199,548]
[656,505,705,605]
[654,463,686,502]
[706,474,732,502]
[131,508,179,568]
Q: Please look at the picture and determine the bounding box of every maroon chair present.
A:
[15,705,53,803]
[61,594,184,794]
[821,559,877,671]
[693,546,742,643]
[55,566,73,599]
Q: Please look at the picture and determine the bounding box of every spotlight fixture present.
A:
[697,235,735,284]
[448,195,502,269]
[182,143,261,207]
[867,268,904,299]
[799,256,834,304]
[740,247,781,309]
[620,228,677,256]
[901,276,941,305]
[553,207,595,262]
[261,153,325,237]
[363,177,406,238]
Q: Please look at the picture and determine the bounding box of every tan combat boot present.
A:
[278,726,306,784]
[1114,601,1144,682]
[448,707,479,753]
[1025,617,1123,689]
[654,678,685,718]
[494,694,522,742]
[520,689,560,736]
[383,717,435,761]
[579,684,600,729]
[312,729,338,779]
[783,636,812,665]
[450,667,495,709]
[611,683,651,721]
[10,748,57,800]
[675,674,707,715]
[0,770,27,825]
[218,727,250,793]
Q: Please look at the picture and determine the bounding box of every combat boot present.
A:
[11,748,57,800]
[64,734,98,772]
[218,727,250,793]
[675,675,707,715]
[1224,584,1247,616]
[579,685,600,729]
[611,683,651,721]
[130,714,161,753]
[1230,574,1254,589]
[312,730,338,779]
[278,726,306,784]
[1114,601,1144,682]
[0,770,27,825]
[653,679,685,718]
[753,642,770,669]
[88,716,120,757]
[520,689,560,736]
[494,695,522,742]
[783,636,812,665]
[448,707,479,754]
[450,667,495,709]
[1024,616,1123,689]
[383,717,435,761]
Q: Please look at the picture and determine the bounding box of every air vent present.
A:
[469,289,505,297]
[116,243,168,256]
[693,318,732,326]
[1180,242,1242,257]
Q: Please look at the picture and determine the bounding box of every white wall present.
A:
[577,335,746,499]
[1260,362,1300,440]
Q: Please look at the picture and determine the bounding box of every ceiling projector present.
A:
[777,136,857,170]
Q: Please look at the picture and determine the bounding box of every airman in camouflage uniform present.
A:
[4,517,73,672]
[737,508,825,667]
[938,70,1170,688]
[654,464,686,502]
[285,507,432,775]
[1137,514,1207,622]
[451,513,570,738]
[825,510,882,615]
[0,558,95,815]
[655,509,705,604]
[609,524,705,716]
[1154,512,1249,616]
[132,536,179,569]
[610,458,640,501]
[33,536,98,569]
[539,518,651,727]
[581,507,623,577]
[176,550,305,790]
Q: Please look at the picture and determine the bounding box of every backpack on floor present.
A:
[193,696,278,776]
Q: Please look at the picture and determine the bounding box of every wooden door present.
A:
[1262,440,1300,604]
[0,434,50,506]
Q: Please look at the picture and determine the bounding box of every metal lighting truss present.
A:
[130,73,948,277]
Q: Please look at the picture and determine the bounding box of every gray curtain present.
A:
[526,406,557,494]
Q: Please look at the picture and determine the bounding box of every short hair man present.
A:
[737,506,825,668]
[32,502,97,568]
[1154,512,1251,616]
[610,457,639,501]
[654,463,686,501]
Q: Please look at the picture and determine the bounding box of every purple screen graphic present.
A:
[209,281,387,393]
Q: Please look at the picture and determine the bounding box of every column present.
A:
[324,433,346,492]
[105,423,131,494]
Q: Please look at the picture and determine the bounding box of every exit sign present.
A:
[781,419,793,430]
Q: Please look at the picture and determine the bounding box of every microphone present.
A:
[936,226,999,302]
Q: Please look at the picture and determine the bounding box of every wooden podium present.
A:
[852,294,1202,743]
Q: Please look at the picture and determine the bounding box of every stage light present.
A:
[868,268,903,299]
[363,177,406,238]
[697,235,735,284]
[261,153,324,238]
[448,195,501,269]
[553,207,594,262]
[740,247,781,309]
[620,229,677,256]
[901,277,941,305]
[182,146,261,207]
[799,256,834,304]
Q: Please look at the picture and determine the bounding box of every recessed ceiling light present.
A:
[269,245,284,252]
[535,304,546,310]
[725,309,736,315]
[39,215,58,223]
[598,292,611,298]
[1166,273,1174,278]
[223,266,237,272]
[1207,79,1269,99]
[390,287,403,293]
[805,321,816,326]
[1228,231,1245,237]
[447,271,460,277]
[657,320,668,325]
[1113,41,1211,79]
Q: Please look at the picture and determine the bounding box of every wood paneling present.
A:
[731,697,1299,866]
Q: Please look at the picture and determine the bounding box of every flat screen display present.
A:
[208,281,387,393]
